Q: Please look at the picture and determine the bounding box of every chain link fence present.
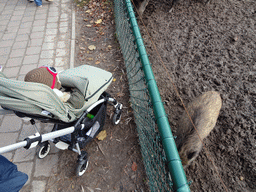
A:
[114,0,190,191]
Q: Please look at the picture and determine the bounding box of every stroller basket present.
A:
[0,65,123,176]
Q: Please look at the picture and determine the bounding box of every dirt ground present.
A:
[138,0,256,191]
[46,1,148,191]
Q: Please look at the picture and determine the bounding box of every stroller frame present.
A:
[0,93,122,176]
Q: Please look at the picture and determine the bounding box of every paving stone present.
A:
[11,15,23,21]
[23,55,39,64]
[2,152,13,160]
[13,10,25,16]
[55,57,68,67]
[17,74,25,81]
[0,55,8,65]
[0,20,9,26]
[13,147,36,163]
[1,9,13,15]
[47,17,58,23]
[44,35,57,43]
[29,38,43,47]
[18,28,31,35]
[40,50,54,59]
[48,12,59,17]
[32,181,46,192]
[0,115,23,132]
[56,49,68,57]
[0,47,11,56]
[13,41,28,49]
[10,48,26,58]
[46,22,58,29]
[30,32,44,39]
[19,122,41,141]
[42,42,55,50]
[22,16,34,23]
[0,40,14,48]
[6,26,19,33]
[59,27,68,34]
[16,34,29,42]
[57,41,65,49]
[3,67,20,77]
[20,21,33,29]
[6,57,23,67]
[60,22,68,28]
[0,132,19,148]
[34,154,58,177]
[0,25,6,32]
[35,13,47,20]
[16,162,33,185]
[8,20,21,27]
[32,26,45,32]
[46,28,57,35]
[2,33,16,41]
[39,59,54,66]
[0,14,11,21]
[20,64,38,74]
[33,19,46,27]
[26,46,41,55]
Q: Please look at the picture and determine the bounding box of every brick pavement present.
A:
[0,0,75,191]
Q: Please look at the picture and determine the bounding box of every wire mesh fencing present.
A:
[114,0,190,191]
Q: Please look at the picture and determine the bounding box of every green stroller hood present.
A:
[0,65,113,122]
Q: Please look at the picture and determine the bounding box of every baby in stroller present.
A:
[0,65,122,176]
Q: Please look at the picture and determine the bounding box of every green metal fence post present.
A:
[124,1,190,191]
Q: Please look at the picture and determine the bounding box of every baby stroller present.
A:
[0,65,122,176]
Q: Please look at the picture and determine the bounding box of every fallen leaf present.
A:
[112,78,116,82]
[84,19,88,22]
[85,10,91,13]
[107,45,112,50]
[96,130,107,141]
[88,57,93,61]
[86,24,92,27]
[90,20,94,24]
[95,61,100,64]
[88,45,96,50]
[95,19,102,24]
[80,47,86,50]
[132,162,137,172]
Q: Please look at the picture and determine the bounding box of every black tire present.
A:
[112,112,121,125]
[76,160,89,176]
[36,142,51,159]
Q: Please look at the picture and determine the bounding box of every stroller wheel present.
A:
[76,159,89,176]
[113,103,122,125]
[36,142,51,159]
[112,113,121,125]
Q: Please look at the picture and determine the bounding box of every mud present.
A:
[139,0,256,191]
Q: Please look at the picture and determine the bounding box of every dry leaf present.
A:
[80,47,86,50]
[95,19,102,24]
[85,10,91,13]
[95,61,100,65]
[88,45,96,50]
[107,45,112,49]
[84,19,88,22]
[113,78,116,82]
[88,58,93,61]
[96,130,107,141]
[131,162,137,172]
[86,25,92,27]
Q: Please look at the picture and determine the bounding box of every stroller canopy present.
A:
[0,65,113,122]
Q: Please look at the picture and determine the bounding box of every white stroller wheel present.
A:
[113,113,122,125]
[37,142,51,159]
[76,160,89,176]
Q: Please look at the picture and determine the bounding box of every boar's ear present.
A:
[187,151,197,160]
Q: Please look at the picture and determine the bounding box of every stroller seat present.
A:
[0,65,113,123]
